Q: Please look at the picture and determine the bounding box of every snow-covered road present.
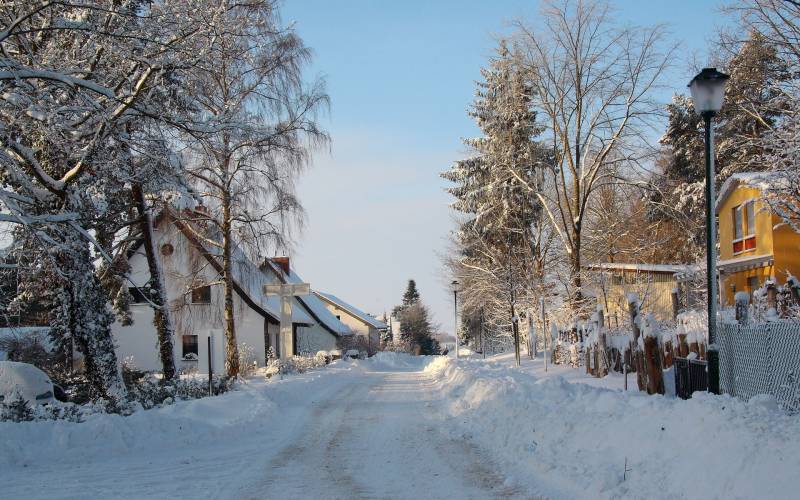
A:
[238,366,523,499]
[3,353,799,500]
[1,356,528,500]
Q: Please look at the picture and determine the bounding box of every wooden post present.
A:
[597,309,608,377]
[671,287,680,321]
[643,335,665,395]
[627,294,646,391]
[678,332,689,357]
[663,339,674,369]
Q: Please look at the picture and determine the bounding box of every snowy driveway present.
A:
[1,357,529,500]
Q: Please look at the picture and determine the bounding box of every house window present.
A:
[747,276,760,291]
[733,205,743,240]
[191,285,211,304]
[182,335,199,360]
[732,201,757,254]
[129,287,147,304]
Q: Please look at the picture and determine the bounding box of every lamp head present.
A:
[688,67,730,116]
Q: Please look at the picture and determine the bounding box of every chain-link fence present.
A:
[718,322,800,413]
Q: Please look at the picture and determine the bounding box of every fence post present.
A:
[735,291,750,325]
[628,294,646,391]
[671,287,680,321]
[642,314,664,395]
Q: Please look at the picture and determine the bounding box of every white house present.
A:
[313,291,388,352]
[112,211,350,374]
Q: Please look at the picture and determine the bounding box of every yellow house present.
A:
[716,172,800,306]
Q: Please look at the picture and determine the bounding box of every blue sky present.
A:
[283,0,732,331]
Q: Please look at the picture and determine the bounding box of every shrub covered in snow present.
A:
[264,354,328,378]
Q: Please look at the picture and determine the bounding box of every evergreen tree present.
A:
[442,40,549,352]
[654,30,790,253]
[402,280,421,307]
[398,302,440,355]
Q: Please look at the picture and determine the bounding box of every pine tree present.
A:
[398,302,440,355]
[654,31,790,253]
[442,40,549,353]
[402,280,421,306]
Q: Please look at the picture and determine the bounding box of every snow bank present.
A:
[0,364,359,470]
[424,357,800,499]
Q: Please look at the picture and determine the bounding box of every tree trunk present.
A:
[222,190,240,377]
[61,235,127,408]
[132,184,176,381]
[511,302,520,367]
[570,239,583,308]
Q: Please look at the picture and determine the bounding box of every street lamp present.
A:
[689,67,730,395]
[451,280,459,360]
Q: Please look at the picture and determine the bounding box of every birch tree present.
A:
[180,1,328,377]
[511,0,673,308]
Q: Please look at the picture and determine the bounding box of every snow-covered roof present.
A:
[715,172,776,213]
[143,212,313,325]
[229,245,314,326]
[261,260,351,336]
[584,262,696,274]
[313,291,389,330]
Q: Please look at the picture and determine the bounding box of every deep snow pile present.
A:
[424,356,800,500]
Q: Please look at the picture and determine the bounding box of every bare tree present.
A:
[179,1,328,377]
[510,0,674,308]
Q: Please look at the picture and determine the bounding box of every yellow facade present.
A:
[599,273,678,324]
[717,184,800,305]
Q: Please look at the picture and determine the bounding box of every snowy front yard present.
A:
[1,354,797,499]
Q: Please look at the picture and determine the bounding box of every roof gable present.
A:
[314,291,388,329]
[716,172,775,214]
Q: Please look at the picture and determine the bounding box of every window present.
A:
[129,287,147,304]
[182,335,199,360]
[733,205,743,240]
[745,201,756,236]
[160,243,174,256]
[191,285,211,304]
[732,201,757,254]
[747,276,760,291]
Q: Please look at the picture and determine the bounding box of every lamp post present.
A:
[688,67,730,395]
[451,280,459,360]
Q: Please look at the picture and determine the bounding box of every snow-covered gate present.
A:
[718,322,800,413]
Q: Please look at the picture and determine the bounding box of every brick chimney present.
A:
[272,256,290,275]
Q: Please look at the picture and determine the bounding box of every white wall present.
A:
[112,222,268,374]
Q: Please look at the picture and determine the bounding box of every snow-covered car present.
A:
[0,361,56,405]
[344,349,361,360]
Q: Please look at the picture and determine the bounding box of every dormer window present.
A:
[732,200,756,254]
